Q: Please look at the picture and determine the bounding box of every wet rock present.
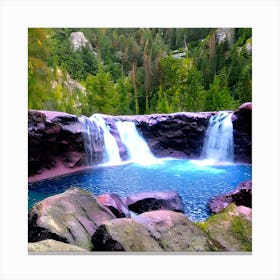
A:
[28,188,116,251]
[126,191,184,214]
[28,239,88,252]
[28,110,85,176]
[197,203,252,251]
[97,193,130,218]
[63,151,82,168]
[209,180,252,213]
[232,102,252,163]
[113,112,212,159]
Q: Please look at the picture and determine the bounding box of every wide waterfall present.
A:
[201,111,234,163]
[79,114,121,165]
[115,121,157,164]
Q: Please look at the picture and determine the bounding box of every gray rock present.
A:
[70,31,96,54]
[28,188,116,251]
[28,239,88,252]
[92,210,217,252]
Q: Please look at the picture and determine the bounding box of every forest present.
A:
[28,28,252,116]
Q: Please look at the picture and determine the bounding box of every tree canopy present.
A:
[28,28,252,116]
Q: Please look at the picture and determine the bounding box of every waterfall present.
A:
[79,115,104,165]
[201,111,234,163]
[90,114,122,164]
[79,114,121,165]
[115,121,157,164]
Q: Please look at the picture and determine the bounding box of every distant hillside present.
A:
[28,28,252,116]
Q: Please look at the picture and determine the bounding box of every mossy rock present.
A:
[92,218,163,252]
[197,203,252,252]
[92,210,217,252]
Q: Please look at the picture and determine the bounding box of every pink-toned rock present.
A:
[239,102,252,110]
[63,151,82,168]
[28,110,85,178]
[126,191,184,214]
[209,180,252,213]
[97,193,130,218]
[237,205,252,221]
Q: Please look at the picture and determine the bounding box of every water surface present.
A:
[28,158,251,221]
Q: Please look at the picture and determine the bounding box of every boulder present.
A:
[209,180,252,213]
[134,210,217,252]
[232,102,252,163]
[28,110,85,177]
[28,188,116,251]
[126,191,184,214]
[28,239,88,252]
[197,203,252,251]
[92,218,163,252]
[91,210,217,252]
[97,193,131,218]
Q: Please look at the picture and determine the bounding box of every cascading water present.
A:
[79,115,104,165]
[201,111,234,163]
[90,114,121,164]
[115,121,158,164]
[79,114,121,165]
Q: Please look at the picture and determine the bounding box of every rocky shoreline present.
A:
[28,180,252,252]
[28,104,252,252]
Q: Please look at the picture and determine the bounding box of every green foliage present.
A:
[28,28,252,116]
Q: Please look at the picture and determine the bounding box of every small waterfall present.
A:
[79,115,104,166]
[201,111,234,163]
[115,121,157,164]
[79,114,121,165]
[90,114,121,164]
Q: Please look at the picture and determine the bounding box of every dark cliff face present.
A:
[231,103,252,164]
[28,110,85,176]
[112,113,212,159]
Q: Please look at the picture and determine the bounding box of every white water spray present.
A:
[201,111,234,163]
[79,114,121,165]
[115,121,158,165]
[90,114,122,164]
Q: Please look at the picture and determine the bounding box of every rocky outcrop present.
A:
[28,188,116,251]
[28,105,251,180]
[97,193,130,218]
[28,239,88,252]
[28,110,85,177]
[209,180,252,214]
[126,191,184,214]
[110,112,212,159]
[70,32,96,54]
[92,210,217,252]
[197,203,252,251]
[232,102,252,163]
